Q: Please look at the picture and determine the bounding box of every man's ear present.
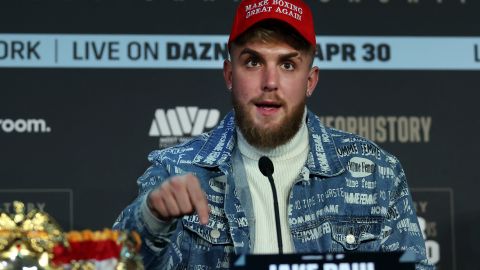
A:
[223,59,233,90]
[306,66,319,96]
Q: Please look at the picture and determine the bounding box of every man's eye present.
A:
[246,58,260,67]
[282,62,295,70]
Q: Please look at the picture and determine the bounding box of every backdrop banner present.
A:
[1,1,479,269]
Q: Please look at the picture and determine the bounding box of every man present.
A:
[113,0,433,269]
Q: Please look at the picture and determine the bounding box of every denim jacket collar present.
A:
[193,109,345,177]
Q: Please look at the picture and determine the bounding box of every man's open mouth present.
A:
[254,101,282,110]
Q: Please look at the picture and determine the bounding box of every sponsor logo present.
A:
[317,0,467,5]
[412,189,455,270]
[149,106,220,148]
[169,0,468,5]
[319,116,432,143]
[0,118,51,133]
[0,189,73,230]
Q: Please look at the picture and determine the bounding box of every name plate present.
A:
[233,252,415,270]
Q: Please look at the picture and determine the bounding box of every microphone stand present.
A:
[259,156,283,254]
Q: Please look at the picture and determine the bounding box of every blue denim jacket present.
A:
[113,110,433,270]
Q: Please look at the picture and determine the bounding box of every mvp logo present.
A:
[149,107,220,137]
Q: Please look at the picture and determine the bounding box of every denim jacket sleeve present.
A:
[380,156,435,270]
[113,153,180,269]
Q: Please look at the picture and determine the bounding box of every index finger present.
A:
[186,177,209,225]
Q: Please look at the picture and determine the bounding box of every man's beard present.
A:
[232,94,306,149]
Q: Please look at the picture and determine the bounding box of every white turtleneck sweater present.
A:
[236,110,309,254]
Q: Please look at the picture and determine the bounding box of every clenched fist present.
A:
[148,173,209,225]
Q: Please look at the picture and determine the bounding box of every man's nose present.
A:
[262,65,279,92]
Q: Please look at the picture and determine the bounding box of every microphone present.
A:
[258,156,283,254]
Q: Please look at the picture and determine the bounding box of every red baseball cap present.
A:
[228,0,316,48]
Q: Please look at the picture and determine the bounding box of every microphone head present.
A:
[258,156,274,177]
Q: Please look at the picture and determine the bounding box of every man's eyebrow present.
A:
[239,48,302,62]
[239,47,260,58]
[279,52,302,62]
